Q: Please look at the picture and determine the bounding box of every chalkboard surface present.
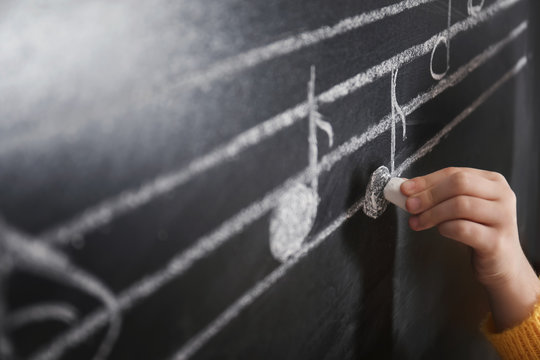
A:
[0,0,536,359]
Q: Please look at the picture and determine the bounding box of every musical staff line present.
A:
[0,219,121,360]
[41,0,523,246]
[171,55,527,360]
[0,0,436,159]
[30,22,527,360]
[395,56,527,176]
[168,0,436,91]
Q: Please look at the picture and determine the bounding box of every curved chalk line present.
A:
[5,303,78,331]
[430,0,452,80]
[394,58,526,176]
[0,220,121,360]
[171,56,528,360]
[41,0,523,247]
[30,21,527,360]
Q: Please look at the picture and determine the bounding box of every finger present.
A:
[409,195,501,231]
[405,171,502,214]
[437,219,494,252]
[401,167,502,196]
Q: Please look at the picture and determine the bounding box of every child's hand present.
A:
[401,167,540,331]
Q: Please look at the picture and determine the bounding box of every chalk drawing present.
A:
[468,0,486,16]
[395,56,527,176]
[40,0,523,247]
[430,0,452,80]
[170,56,527,360]
[0,218,120,360]
[0,0,439,161]
[169,0,436,91]
[362,165,392,219]
[390,68,407,173]
[269,66,333,262]
[5,303,78,332]
[29,23,527,360]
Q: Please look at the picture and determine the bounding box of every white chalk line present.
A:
[30,23,527,360]
[5,303,78,331]
[315,21,526,175]
[171,55,528,360]
[0,0,434,160]
[390,68,406,173]
[169,0,436,91]
[29,174,311,360]
[317,0,519,105]
[395,56,527,177]
[41,0,523,246]
[171,199,366,360]
[429,0,452,80]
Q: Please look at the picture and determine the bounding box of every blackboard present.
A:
[0,0,536,359]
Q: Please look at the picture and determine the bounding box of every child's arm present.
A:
[400,167,540,331]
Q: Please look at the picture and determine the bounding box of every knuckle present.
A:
[453,196,471,214]
[444,167,459,176]
[507,189,517,204]
[440,220,473,239]
[453,221,472,238]
[492,171,508,184]
[416,177,427,190]
[424,189,435,206]
[508,189,517,207]
[498,185,516,206]
[504,195,517,221]
[451,171,470,193]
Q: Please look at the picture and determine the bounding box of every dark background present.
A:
[0,1,536,359]
[527,1,540,268]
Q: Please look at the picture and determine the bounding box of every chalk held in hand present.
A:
[362,165,408,219]
[383,177,408,211]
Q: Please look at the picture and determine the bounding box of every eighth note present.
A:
[269,66,333,262]
[467,0,485,16]
[390,68,406,174]
[430,0,452,80]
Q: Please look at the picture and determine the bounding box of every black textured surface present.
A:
[0,0,536,359]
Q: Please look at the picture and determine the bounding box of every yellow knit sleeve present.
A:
[481,300,540,360]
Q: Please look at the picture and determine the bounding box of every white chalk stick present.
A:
[383,178,408,212]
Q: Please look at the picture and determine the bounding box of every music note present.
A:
[0,218,121,360]
[468,0,485,16]
[390,68,406,174]
[430,0,452,80]
[269,66,333,262]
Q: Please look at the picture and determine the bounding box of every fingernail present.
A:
[406,197,421,212]
[409,216,420,230]
[401,179,415,193]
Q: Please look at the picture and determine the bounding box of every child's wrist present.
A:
[486,262,540,331]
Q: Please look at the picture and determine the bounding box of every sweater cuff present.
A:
[481,300,540,360]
